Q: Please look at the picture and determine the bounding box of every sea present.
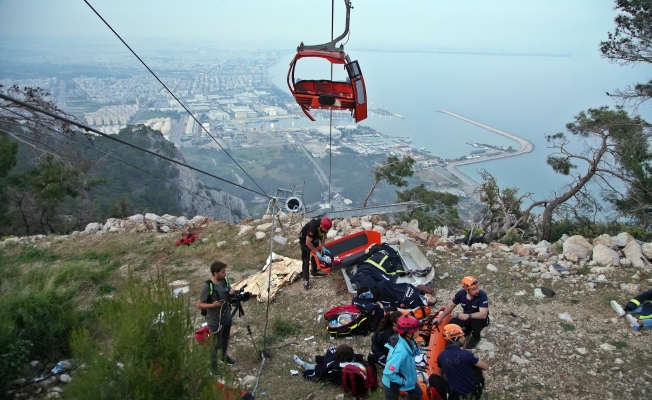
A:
[267,49,651,204]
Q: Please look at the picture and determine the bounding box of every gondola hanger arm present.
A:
[298,0,352,52]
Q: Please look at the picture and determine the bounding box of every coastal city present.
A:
[1,47,532,208]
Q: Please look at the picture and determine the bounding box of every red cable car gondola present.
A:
[287,0,367,123]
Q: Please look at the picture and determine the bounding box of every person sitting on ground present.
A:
[382,315,423,400]
[434,276,489,349]
[293,344,365,384]
[369,311,403,367]
[436,324,489,400]
[611,288,652,331]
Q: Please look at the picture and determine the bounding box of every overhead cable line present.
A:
[83,0,268,197]
[0,93,271,199]
[328,0,334,210]
[1,106,241,213]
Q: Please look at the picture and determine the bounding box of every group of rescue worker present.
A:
[298,216,491,399]
[196,215,651,399]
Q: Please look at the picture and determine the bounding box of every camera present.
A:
[228,287,251,306]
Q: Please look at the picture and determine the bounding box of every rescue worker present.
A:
[298,216,331,290]
[196,261,236,369]
[434,276,489,349]
[436,324,489,400]
[382,315,422,400]
[611,289,652,331]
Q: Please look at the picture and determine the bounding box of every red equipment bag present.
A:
[194,326,210,344]
[324,304,369,336]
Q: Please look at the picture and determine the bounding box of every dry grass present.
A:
[3,225,652,400]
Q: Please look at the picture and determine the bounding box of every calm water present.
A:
[268,50,651,202]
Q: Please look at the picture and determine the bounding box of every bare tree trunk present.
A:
[540,139,608,240]
[362,179,379,208]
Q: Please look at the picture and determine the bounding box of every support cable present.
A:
[83,0,268,196]
[328,0,335,211]
[252,197,279,398]
[0,93,271,199]
[1,106,241,213]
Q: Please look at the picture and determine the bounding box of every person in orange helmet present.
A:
[434,276,489,349]
[434,324,489,399]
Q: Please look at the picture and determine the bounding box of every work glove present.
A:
[322,247,331,255]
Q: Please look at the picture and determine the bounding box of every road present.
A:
[292,134,329,189]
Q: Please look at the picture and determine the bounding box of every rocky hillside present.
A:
[85,125,250,224]
[2,213,651,399]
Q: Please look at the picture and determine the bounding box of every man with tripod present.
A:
[197,260,237,368]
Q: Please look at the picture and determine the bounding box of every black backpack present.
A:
[201,280,214,317]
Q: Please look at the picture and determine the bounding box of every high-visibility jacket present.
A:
[364,243,406,276]
[625,289,652,319]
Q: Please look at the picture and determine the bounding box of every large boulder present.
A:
[84,223,101,234]
[512,243,532,257]
[127,214,144,224]
[238,225,253,236]
[433,226,449,238]
[145,213,166,224]
[623,241,650,269]
[613,232,635,248]
[642,243,652,260]
[592,244,620,267]
[562,235,594,260]
[256,223,273,232]
[593,234,617,250]
[402,219,420,233]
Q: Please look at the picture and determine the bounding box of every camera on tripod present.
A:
[228,286,251,306]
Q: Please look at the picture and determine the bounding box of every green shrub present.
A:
[501,229,521,246]
[5,288,81,360]
[66,276,226,400]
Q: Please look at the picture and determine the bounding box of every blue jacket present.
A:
[381,334,421,391]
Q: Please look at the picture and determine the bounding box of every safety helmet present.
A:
[443,324,465,341]
[461,276,479,290]
[320,217,332,231]
[395,315,420,335]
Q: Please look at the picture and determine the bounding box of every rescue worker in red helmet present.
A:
[434,276,489,349]
[381,315,422,400]
[434,324,489,399]
[298,216,332,290]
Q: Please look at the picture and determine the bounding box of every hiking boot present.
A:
[303,280,311,290]
[611,300,626,317]
[225,356,236,366]
[626,314,639,330]
[311,270,327,277]
[465,338,480,350]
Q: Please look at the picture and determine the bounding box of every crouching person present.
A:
[382,315,422,400]
[436,324,489,400]
[196,261,236,370]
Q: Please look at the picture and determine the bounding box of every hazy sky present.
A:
[0,0,624,53]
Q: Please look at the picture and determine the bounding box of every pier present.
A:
[369,107,405,119]
[438,110,534,167]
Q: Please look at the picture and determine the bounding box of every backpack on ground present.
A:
[341,361,378,399]
[201,280,214,317]
[324,305,369,336]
